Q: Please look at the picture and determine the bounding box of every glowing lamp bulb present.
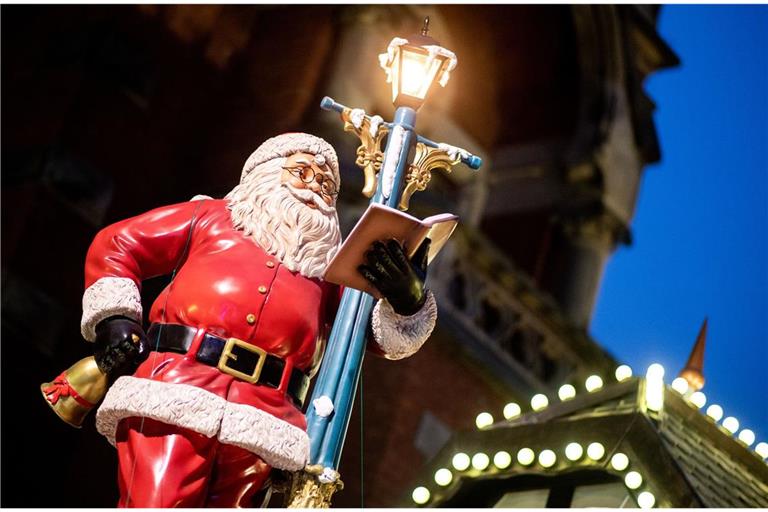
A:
[517,447,535,466]
[587,442,605,460]
[706,404,724,422]
[503,402,522,420]
[624,471,643,489]
[475,412,494,429]
[646,363,665,380]
[565,442,583,461]
[723,416,740,434]
[493,451,512,469]
[610,453,630,471]
[412,486,430,505]
[637,491,656,509]
[738,429,756,446]
[538,449,556,468]
[585,375,604,392]
[452,453,470,471]
[615,365,633,381]
[471,452,490,471]
[434,468,453,486]
[531,394,549,411]
[671,377,689,394]
[755,442,768,459]
[558,384,576,401]
[689,391,706,408]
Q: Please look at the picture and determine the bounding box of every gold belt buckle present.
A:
[217,338,267,384]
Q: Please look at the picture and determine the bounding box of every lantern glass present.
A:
[391,45,447,108]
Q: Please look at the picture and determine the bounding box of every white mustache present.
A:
[282,183,336,214]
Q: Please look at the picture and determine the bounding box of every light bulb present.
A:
[738,429,756,446]
[452,453,470,471]
[755,442,768,458]
[538,449,556,468]
[531,394,549,411]
[558,384,576,401]
[471,452,490,471]
[615,365,633,381]
[503,402,522,420]
[475,412,494,429]
[587,442,605,460]
[517,447,535,466]
[412,486,430,505]
[493,451,512,469]
[637,491,656,508]
[611,453,629,471]
[585,375,603,392]
[624,471,643,489]
[723,416,739,434]
[706,404,724,422]
[434,468,452,486]
[646,363,665,380]
[565,442,583,461]
[671,377,689,394]
[689,391,706,408]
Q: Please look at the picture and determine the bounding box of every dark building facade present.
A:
[1,5,717,508]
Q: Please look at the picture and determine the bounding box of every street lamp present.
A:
[378,17,457,110]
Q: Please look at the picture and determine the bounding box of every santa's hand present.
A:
[93,316,150,377]
[358,238,430,316]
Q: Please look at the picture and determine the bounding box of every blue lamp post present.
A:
[288,18,481,507]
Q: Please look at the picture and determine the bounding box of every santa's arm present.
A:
[81,200,208,341]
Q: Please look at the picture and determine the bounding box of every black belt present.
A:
[146,323,309,408]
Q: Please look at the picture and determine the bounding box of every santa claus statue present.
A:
[80,132,437,507]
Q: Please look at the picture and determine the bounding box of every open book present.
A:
[323,203,459,297]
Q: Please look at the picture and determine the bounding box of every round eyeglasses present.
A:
[283,165,339,198]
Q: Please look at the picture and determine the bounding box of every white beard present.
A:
[225,158,342,279]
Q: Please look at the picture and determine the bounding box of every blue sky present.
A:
[591,6,768,440]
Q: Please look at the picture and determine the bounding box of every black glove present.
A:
[358,238,430,316]
[93,316,150,377]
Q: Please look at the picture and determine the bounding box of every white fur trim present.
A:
[219,401,309,471]
[81,277,143,342]
[241,132,339,184]
[371,290,437,360]
[95,377,226,443]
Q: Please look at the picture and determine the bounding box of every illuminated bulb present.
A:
[624,471,643,489]
[558,384,576,401]
[610,453,629,471]
[637,491,656,508]
[471,452,490,471]
[587,442,605,460]
[412,486,430,505]
[565,442,583,461]
[585,375,604,392]
[434,468,453,486]
[531,394,549,411]
[671,377,689,394]
[503,402,522,420]
[538,449,556,468]
[723,416,740,434]
[517,447,535,466]
[475,412,494,429]
[706,404,724,422]
[452,453,470,471]
[646,363,665,380]
[738,429,756,446]
[493,451,512,469]
[615,365,633,382]
[689,391,706,408]
[755,442,768,458]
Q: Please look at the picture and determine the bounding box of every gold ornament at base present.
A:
[40,356,108,428]
[286,464,344,508]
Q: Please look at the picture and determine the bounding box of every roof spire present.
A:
[679,317,708,391]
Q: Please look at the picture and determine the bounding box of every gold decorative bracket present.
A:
[286,465,344,508]
[399,142,461,211]
[339,109,389,198]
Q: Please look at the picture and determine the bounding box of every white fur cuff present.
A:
[371,290,437,360]
[95,377,227,444]
[81,277,143,342]
[219,402,310,471]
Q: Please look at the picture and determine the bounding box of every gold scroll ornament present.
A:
[286,465,343,508]
[340,108,389,198]
[398,142,461,211]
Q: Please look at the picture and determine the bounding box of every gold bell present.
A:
[40,356,108,428]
